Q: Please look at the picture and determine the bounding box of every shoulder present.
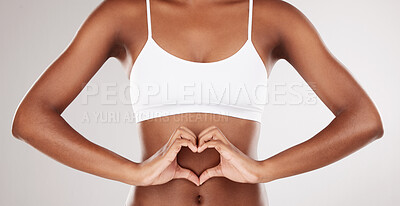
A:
[80,0,147,56]
[255,0,312,29]
[89,0,145,23]
[82,0,146,34]
[255,0,322,60]
[255,0,306,18]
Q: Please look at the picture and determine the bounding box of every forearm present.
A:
[258,104,383,183]
[12,105,141,185]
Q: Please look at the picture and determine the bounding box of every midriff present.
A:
[125,113,268,206]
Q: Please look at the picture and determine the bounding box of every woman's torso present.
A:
[108,0,283,205]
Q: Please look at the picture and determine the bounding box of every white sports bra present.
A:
[130,0,268,123]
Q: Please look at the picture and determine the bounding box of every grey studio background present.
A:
[1,0,399,205]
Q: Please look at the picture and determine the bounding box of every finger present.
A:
[198,128,229,150]
[169,126,197,151]
[197,140,233,161]
[178,125,197,140]
[198,129,228,151]
[177,128,197,151]
[170,138,197,156]
[197,139,222,153]
[198,125,217,138]
[163,139,196,163]
[174,166,200,186]
[199,165,223,185]
[198,130,225,150]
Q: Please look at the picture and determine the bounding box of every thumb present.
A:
[199,164,223,185]
[174,166,200,186]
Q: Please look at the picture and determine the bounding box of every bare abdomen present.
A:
[126,113,268,206]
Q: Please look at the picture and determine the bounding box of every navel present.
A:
[196,194,202,204]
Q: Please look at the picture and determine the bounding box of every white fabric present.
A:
[130,0,268,123]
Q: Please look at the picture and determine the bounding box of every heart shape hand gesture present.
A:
[135,126,265,186]
[196,126,264,185]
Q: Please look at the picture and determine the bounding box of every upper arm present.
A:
[19,0,121,114]
[275,1,378,117]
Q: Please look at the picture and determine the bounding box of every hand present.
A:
[197,126,264,185]
[136,126,200,186]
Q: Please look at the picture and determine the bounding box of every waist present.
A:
[137,113,261,160]
[126,179,268,206]
[131,113,265,205]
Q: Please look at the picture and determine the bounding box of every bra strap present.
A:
[248,0,254,41]
[146,0,152,38]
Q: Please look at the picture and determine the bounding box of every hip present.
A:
[125,177,269,206]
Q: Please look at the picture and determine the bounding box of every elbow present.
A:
[349,99,384,141]
[12,101,60,142]
[12,108,28,140]
[12,104,39,141]
[364,109,384,141]
[11,122,19,140]
[370,118,384,140]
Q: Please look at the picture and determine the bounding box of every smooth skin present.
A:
[12,0,384,205]
[136,126,200,186]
